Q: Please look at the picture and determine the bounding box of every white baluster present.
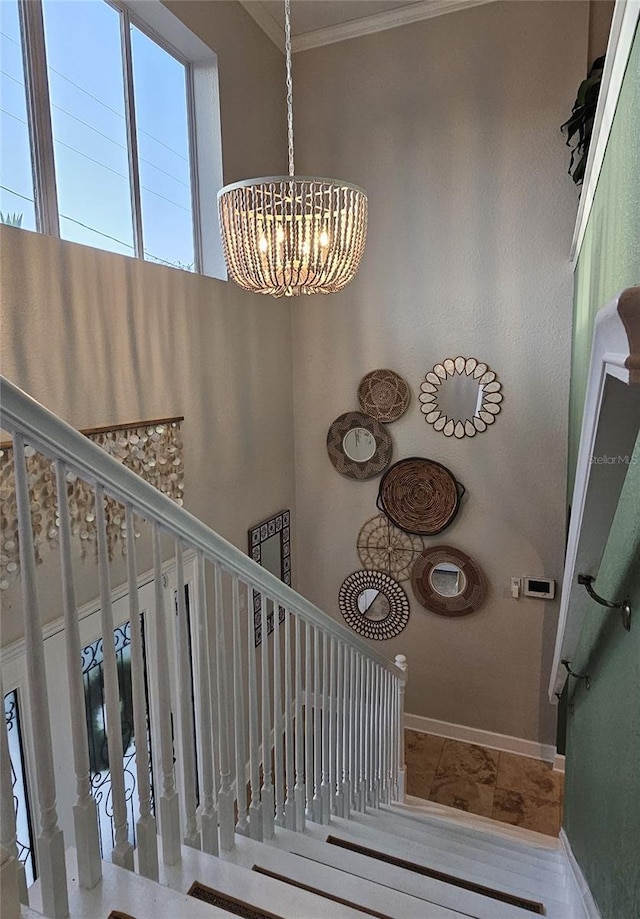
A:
[347,647,355,817]
[395,654,408,802]
[232,577,248,836]
[360,655,368,811]
[390,675,398,800]
[246,585,262,841]
[312,626,322,822]
[152,525,181,866]
[333,640,343,817]
[304,621,314,822]
[196,553,219,856]
[329,636,337,816]
[260,595,274,839]
[342,644,351,820]
[54,460,102,889]
[284,609,296,829]
[0,678,27,908]
[329,638,342,817]
[214,564,235,850]
[294,615,306,832]
[352,651,361,812]
[95,484,135,871]
[175,543,201,850]
[373,665,381,808]
[320,631,330,824]
[13,435,68,919]
[381,669,389,804]
[124,506,158,879]
[273,603,285,827]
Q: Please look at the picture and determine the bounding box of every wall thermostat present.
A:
[523,577,555,600]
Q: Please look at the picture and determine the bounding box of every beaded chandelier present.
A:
[218,0,368,298]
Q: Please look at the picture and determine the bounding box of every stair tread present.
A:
[226,834,469,918]
[167,842,371,918]
[389,800,562,855]
[330,810,567,885]
[265,825,583,919]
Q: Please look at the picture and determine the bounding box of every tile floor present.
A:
[405,730,564,837]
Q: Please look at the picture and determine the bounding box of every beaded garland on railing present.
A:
[0,419,184,588]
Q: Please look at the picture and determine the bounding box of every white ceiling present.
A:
[239,0,495,52]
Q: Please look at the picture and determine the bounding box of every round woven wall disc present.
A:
[339,569,410,640]
[326,411,392,480]
[411,545,486,617]
[357,514,424,582]
[377,457,462,535]
[358,369,410,423]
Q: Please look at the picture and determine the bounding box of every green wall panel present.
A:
[569,26,640,491]
[564,430,640,919]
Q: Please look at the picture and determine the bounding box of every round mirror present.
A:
[343,427,377,463]
[357,588,391,620]
[411,545,487,617]
[419,357,503,438]
[429,562,466,597]
[339,570,410,640]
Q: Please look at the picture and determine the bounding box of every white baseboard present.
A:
[554,753,566,773]
[405,712,557,763]
[560,829,602,919]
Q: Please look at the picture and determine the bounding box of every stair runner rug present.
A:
[326,836,545,914]
[188,881,284,919]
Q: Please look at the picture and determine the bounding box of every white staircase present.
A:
[0,376,588,919]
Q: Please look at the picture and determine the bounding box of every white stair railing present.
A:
[0,375,407,919]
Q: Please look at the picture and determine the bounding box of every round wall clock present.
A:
[326,411,392,480]
[339,569,410,640]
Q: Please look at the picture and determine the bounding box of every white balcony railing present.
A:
[0,375,407,919]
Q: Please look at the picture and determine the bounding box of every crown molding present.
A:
[239,0,285,52]
[240,0,496,55]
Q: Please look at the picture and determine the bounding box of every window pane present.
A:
[42,0,134,256]
[131,25,194,271]
[4,689,37,885]
[0,0,36,229]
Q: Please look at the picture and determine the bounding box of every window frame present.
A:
[9,0,224,278]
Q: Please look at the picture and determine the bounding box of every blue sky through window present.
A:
[0,0,195,269]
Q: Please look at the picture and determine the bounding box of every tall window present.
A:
[0,0,223,276]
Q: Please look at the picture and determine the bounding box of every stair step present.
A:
[27,850,232,919]
[163,842,370,919]
[226,834,468,918]
[388,800,562,857]
[331,810,567,884]
[300,818,571,907]
[265,825,583,919]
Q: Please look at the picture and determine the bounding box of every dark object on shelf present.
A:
[377,457,463,535]
[561,55,605,186]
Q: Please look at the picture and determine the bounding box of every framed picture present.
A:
[248,509,291,645]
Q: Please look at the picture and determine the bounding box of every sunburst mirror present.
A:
[418,357,503,437]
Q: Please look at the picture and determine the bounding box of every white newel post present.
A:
[197,553,219,856]
[124,506,159,879]
[55,461,102,889]
[213,564,235,850]
[260,595,275,839]
[246,584,262,841]
[232,577,248,836]
[95,485,135,871]
[152,526,181,865]
[13,434,69,919]
[1,677,27,912]
[395,654,408,802]
[175,543,201,850]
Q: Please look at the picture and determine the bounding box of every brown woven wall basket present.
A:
[377,457,464,535]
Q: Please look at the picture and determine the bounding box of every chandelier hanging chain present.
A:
[285,0,295,176]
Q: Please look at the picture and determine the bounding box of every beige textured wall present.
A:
[290,1,589,744]
[0,1,294,646]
